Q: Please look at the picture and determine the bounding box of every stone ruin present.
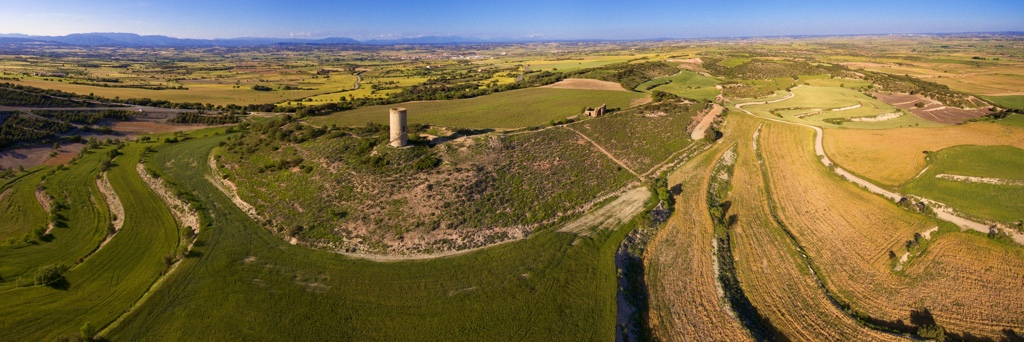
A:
[584,104,607,118]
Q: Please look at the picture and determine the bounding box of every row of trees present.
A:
[0,114,71,149]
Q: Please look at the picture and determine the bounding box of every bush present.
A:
[80,321,96,341]
[34,263,69,286]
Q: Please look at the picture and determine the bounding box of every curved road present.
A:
[734,92,1024,244]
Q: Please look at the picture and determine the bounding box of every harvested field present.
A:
[763,122,1024,339]
[823,122,1024,187]
[542,78,629,91]
[731,116,898,341]
[645,124,750,341]
[873,93,992,124]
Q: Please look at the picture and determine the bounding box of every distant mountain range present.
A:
[0,32,525,47]
[1,32,1021,48]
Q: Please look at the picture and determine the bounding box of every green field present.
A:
[903,145,1024,223]
[743,86,945,129]
[637,70,722,101]
[719,57,752,68]
[106,133,643,341]
[982,95,1024,110]
[306,87,644,129]
[998,113,1024,127]
[799,74,873,88]
[0,172,47,243]
[0,142,181,340]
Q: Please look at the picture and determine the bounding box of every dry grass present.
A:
[644,136,751,341]
[822,122,1024,187]
[763,122,1024,339]
[729,116,898,340]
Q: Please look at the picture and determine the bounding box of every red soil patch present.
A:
[873,93,992,124]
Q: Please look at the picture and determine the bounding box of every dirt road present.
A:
[564,126,640,178]
[690,104,724,140]
[735,92,1024,244]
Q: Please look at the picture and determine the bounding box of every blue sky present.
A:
[0,0,1021,40]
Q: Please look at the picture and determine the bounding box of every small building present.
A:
[584,104,607,118]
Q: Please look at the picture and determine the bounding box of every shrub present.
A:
[34,263,69,286]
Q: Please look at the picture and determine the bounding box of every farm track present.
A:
[760,123,1024,338]
[564,126,640,178]
[735,93,1024,243]
[690,104,724,140]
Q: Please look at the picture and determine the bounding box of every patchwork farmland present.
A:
[1,33,1023,341]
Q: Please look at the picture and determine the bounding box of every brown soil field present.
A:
[823,122,1024,187]
[541,78,629,91]
[763,122,1024,339]
[873,93,991,124]
[729,117,899,340]
[645,136,751,341]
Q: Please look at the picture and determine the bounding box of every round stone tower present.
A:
[389,107,408,147]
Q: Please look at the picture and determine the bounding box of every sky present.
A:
[0,0,1021,40]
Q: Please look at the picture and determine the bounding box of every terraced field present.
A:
[741,86,943,129]
[105,133,640,341]
[761,122,1024,339]
[0,141,180,340]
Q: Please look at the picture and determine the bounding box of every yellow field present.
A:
[823,122,1024,187]
[763,122,1024,339]
[7,77,351,106]
[730,116,896,340]
[645,140,751,341]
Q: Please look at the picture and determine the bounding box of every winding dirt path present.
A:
[690,104,724,141]
[564,126,640,178]
[735,92,1024,245]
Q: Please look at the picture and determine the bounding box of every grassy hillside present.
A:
[306,87,644,129]
[569,100,704,173]
[982,95,1024,110]
[218,115,635,254]
[108,133,642,341]
[637,70,721,101]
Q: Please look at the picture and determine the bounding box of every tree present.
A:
[34,263,68,286]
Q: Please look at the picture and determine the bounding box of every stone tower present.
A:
[389,107,408,147]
